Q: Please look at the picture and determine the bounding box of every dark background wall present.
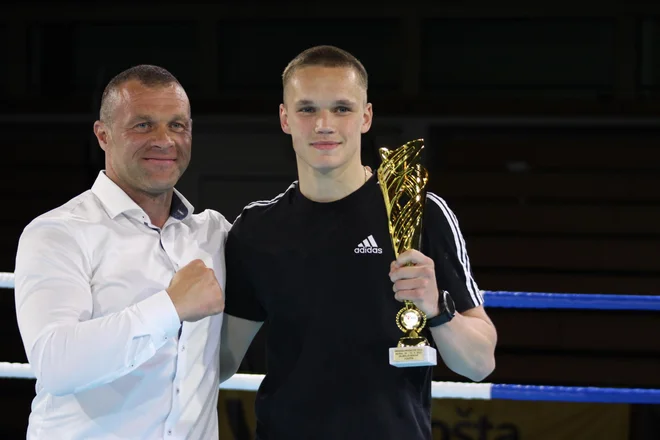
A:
[2,1,660,438]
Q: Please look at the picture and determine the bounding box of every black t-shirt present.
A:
[224,176,483,440]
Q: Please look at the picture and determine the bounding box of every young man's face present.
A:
[280,66,372,175]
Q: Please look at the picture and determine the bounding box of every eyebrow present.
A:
[294,99,357,106]
[169,114,190,123]
[128,114,189,124]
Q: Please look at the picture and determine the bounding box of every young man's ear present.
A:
[279,104,291,135]
[361,102,373,134]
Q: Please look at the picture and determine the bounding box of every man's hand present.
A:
[389,249,440,317]
[167,259,224,322]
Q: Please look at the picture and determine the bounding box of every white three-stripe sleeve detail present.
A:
[427,193,483,306]
[234,182,298,222]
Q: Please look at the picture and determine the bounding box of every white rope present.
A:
[431,380,491,399]
[0,272,14,289]
[0,362,491,399]
[219,372,267,392]
[0,362,35,379]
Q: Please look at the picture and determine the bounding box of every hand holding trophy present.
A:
[377,139,438,368]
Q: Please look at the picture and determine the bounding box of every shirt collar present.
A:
[91,171,194,221]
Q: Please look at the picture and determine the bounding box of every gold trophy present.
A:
[378,139,437,368]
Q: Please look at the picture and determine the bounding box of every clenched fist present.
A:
[167,259,224,322]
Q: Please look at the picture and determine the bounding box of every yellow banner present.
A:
[217,390,629,440]
[431,398,629,440]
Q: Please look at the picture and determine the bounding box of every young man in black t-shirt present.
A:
[219,45,497,440]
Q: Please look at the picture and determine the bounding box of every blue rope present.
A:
[491,384,660,404]
[483,291,660,311]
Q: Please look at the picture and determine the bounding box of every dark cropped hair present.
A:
[99,65,183,122]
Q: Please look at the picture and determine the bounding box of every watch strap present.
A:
[427,290,456,328]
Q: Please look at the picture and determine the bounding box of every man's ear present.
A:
[93,120,110,152]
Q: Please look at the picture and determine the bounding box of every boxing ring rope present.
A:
[1,272,659,404]
[483,291,660,311]
[0,272,14,289]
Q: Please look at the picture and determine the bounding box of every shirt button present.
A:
[176,387,180,394]
[167,429,172,436]
[181,345,186,352]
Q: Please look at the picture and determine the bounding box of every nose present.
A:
[152,125,175,149]
[314,110,335,134]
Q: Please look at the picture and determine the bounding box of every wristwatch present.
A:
[426,290,456,328]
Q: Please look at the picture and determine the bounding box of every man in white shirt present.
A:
[14,65,229,440]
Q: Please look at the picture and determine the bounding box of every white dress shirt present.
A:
[14,171,231,440]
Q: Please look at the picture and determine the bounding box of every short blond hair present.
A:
[282,45,368,91]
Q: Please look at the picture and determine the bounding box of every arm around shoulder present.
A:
[220,213,268,382]
[219,314,262,383]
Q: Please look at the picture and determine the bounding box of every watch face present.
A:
[427,291,456,327]
[444,291,456,314]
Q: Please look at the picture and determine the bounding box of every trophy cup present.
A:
[377,139,437,368]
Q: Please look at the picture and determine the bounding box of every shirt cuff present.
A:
[136,290,182,339]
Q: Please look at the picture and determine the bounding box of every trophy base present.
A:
[389,346,437,368]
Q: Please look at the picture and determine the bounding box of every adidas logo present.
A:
[354,235,383,254]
